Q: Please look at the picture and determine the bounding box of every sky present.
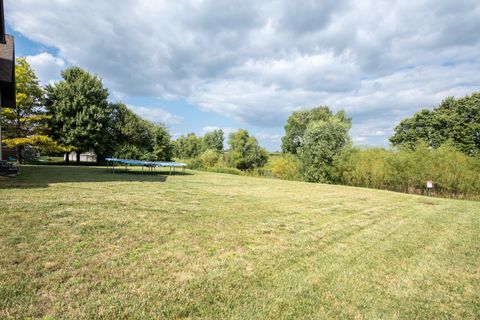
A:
[5,0,480,151]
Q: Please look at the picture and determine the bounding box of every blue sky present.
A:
[5,0,480,151]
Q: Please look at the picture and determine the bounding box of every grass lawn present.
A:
[1,165,479,319]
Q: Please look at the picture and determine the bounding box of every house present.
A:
[64,151,97,162]
[0,0,15,161]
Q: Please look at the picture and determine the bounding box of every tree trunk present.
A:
[16,146,22,164]
[76,152,81,164]
[97,154,105,166]
[65,152,70,163]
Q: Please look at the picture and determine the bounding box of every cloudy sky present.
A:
[5,0,480,150]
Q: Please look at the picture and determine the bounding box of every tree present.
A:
[173,133,202,159]
[281,106,351,154]
[228,129,268,170]
[109,103,172,161]
[270,154,301,180]
[110,102,153,159]
[200,149,222,167]
[202,129,224,152]
[110,103,152,151]
[45,66,112,163]
[150,123,173,161]
[390,92,480,156]
[298,118,350,182]
[1,58,69,163]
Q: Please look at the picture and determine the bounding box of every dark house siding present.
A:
[0,34,15,107]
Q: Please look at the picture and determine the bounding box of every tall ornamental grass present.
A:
[334,142,480,199]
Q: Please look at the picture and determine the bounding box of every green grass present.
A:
[1,165,479,319]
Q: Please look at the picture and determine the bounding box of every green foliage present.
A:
[202,129,224,152]
[110,103,153,151]
[3,136,72,154]
[173,133,203,159]
[228,129,269,170]
[1,58,69,162]
[178,157,203,170]
[113,144,146,160]
[281,106,351,154]
[150,124,173,161]
[174,130,224,160]
[45,67,112,157]
[390,92,480,156]
[204,166,243,175]
[269,154,301,180]
[110,103,172,161]
[334,142,480,199]
[298,118,350,182]
[200,149,222,168]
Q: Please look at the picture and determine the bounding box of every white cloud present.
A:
[254,131,282,143]
[200,126,236,137]
[200,126,222,135]
[8,0,480,146]
[128,105,183,125]
[25,52,65,84]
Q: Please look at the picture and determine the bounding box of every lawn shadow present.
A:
[0,165,192,189]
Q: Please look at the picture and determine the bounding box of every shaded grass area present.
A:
[0,165,479,319]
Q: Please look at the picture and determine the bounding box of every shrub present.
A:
[205,166,243,175]
[270,154,301,180]
[200,149,221,168]
[114,144,147,160]
[333,141,480,199]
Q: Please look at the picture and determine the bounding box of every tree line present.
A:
[2,58,478,198]
[1,58,269,169]
[1,58,173,163]
[173,128,269,172]
[271,92,480,199]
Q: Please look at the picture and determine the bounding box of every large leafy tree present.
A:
[150,123,173,161]
[228,129,268,170]
[45,67,112,162]
[109,103,172,161]
[110,103,153,155]
[202,129,224,152]
[390,92,480,156]
[173,133,203,159]
[281,106,351,154]
[298,118,350,182]
[1,58,69,163]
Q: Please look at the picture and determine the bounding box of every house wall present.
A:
[64,152,97,162]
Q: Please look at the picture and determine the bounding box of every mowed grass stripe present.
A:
[0,165,479,319]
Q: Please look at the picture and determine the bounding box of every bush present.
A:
[270,154,301,180]
[333,142,480,199]
[205,166,243,175]
[176,157,203,170]
[114,144,147,160]
[200,149,221,168]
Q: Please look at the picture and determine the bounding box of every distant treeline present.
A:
[178,93,480,200]
[173,129,268,172]
[270,93,480,199]
[3,58,479,199]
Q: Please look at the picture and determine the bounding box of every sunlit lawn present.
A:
[0,165,479,319]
